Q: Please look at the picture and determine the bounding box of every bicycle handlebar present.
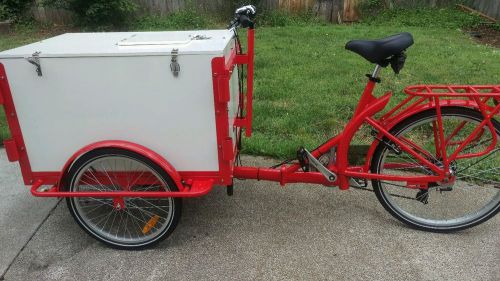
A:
[228,5,257,30]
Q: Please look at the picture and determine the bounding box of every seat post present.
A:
[371,64,382,79]
[353,65,382,117]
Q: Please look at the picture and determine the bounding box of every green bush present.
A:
[44,0,137,29]
[0,0,33,21]
[361,7,484,29]
[134,10,212,31]
[0,4,9,21]
[258,9,325,27]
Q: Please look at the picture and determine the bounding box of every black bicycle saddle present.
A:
[345,33,414,64]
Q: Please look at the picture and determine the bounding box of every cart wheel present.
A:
[64,148,182,249]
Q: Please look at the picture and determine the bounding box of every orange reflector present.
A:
[142,215,160,234]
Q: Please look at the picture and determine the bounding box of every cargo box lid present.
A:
[0,30,234,59]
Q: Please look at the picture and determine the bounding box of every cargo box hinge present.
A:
[170,49,180,77]
[26,51,42,77]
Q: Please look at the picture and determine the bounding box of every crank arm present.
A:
[303,148,337,182]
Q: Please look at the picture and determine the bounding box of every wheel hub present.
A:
[113,197,126,210]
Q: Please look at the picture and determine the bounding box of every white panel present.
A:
[224,38,240,142]
[228,69,240,142]
[2,54,220,172]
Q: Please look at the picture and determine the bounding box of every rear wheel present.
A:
[65,148,182,249]
[371,107,500,232]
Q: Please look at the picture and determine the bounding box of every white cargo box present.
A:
[0,30,241,181]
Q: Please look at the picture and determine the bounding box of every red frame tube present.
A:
[31,179,214,198]
[235,82,500,190]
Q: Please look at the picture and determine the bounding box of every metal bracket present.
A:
[26,51,42,77]
[170,48,180,77]
[302,148,337,182]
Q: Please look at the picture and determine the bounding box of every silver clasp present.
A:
[26,51,42,77]
[170,48,180,77]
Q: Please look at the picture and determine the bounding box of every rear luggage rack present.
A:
[405,85,500,97]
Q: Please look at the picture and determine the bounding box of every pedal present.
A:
[297,147,309,172]
[349,178,367,188]
[301,148,337,182]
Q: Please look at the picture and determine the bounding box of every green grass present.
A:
[0,9,499,159]
[243,25,499,157]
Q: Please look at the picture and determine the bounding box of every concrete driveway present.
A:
[0,151,498,280]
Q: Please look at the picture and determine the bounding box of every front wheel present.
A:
[65,148,182,249]
[370,107,500,232]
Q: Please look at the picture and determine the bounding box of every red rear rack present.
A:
[405,85,500,98]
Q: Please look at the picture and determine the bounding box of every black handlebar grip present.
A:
[238,14,254,29]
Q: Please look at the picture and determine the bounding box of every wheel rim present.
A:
[69,155,175,246]
[376,113,500,228]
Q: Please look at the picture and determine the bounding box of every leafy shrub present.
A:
[258,9,325,27]
[361,7,484,29]
[358,0,385,18]
[0,4,9,21]
[134,10,211,31]
[0,0,33,21]
[44,0,137,29]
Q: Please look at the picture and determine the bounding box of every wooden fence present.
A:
[32,0,499,25]
[471,0,500,20]
[33,0,360,24]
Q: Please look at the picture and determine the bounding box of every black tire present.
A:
[64,148,182,249]
[370,106,500,232]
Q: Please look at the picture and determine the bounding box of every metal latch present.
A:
[26,51,42,77]
[170,48,180,77]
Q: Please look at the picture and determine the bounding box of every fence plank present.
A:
[33,0,73,24]
[471,0,500,20]
[343,0,359,22]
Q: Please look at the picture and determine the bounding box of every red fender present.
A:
[60,140,185,191]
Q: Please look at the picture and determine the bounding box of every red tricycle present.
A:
[0,6,498,249]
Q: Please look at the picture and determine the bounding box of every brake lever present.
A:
[227,17,239,29]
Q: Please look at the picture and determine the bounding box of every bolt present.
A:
[0,76,4,80]
[10,112,15,117]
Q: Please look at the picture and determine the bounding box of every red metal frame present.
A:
[234,83,500,190]
[1,26,499,198]
[0,64,36,185]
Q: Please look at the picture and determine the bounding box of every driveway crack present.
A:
[0,199,62,280]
